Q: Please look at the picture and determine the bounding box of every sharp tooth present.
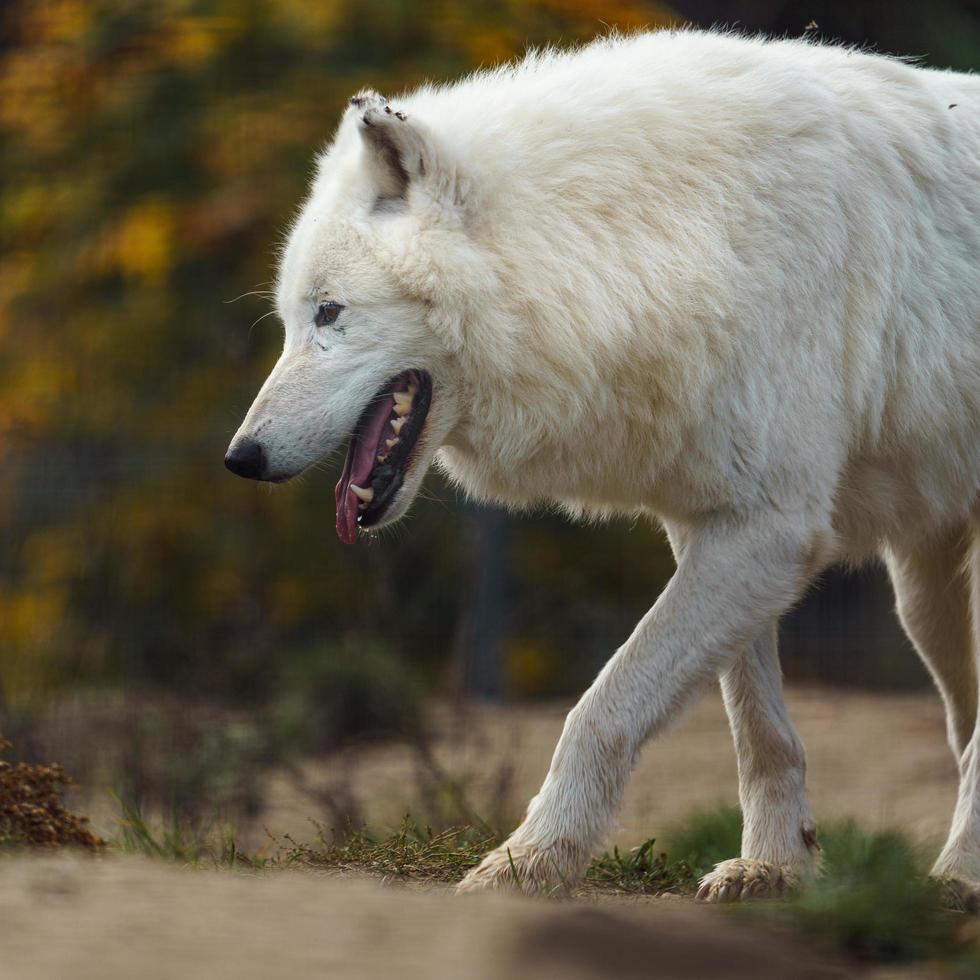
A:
[376,453,388,463]
[349,484,374,504]
[390,416,406,434]
[393,391,413,416]
[385,438,400,450]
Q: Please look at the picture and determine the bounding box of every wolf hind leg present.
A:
[697,625,819,902]
[917,519,980,887]
[884,524,977,760]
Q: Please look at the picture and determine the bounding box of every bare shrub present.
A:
[0,737,104,852]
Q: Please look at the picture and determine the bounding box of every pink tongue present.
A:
[335,392,396,544]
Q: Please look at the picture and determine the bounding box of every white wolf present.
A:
[226,30,980,900]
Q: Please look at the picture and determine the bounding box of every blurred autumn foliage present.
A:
[0,0,681,708]
[4,0,977,724]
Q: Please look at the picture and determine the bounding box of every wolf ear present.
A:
[350,91,464,215]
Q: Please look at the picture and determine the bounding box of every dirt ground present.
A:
[3,686,960,980]
[260,685,959,853]
[0,855,934,980]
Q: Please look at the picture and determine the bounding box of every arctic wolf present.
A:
[226,30,980,900]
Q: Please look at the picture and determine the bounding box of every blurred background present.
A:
[2,0,979,845]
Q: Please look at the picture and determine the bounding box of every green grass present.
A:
[282,817,698,895]
[663,803,744,880]
[113,795,270,868]
[584,837,694,894]
[776,821,972,965]
[111,798,695,894]
[279,819,499,883]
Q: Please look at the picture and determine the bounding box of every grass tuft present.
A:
[774,821,969,964]
[280,817,499,883]
[283,817,696,896]
[585,837,694,894]
[114,795,268,868]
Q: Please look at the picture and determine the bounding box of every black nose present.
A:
[224,437,266,480]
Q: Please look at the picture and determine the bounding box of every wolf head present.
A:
[225,92,499,543]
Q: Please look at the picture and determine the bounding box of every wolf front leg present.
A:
[457,515,826,895]
[696,625,819,901]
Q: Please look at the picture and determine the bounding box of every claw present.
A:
[698,859,802,903]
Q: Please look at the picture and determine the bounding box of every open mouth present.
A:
[334,369,432,544]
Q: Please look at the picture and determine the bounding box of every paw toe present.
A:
[697,858,798,903]
[457,841,580,897]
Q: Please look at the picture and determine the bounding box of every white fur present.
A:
[229,30,980,898]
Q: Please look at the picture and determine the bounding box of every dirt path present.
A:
[0,856,871,980]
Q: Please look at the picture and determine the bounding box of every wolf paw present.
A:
[457,840,581,897]
[696,858,800,903]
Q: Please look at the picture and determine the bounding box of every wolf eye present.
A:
[314,302,344,328]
